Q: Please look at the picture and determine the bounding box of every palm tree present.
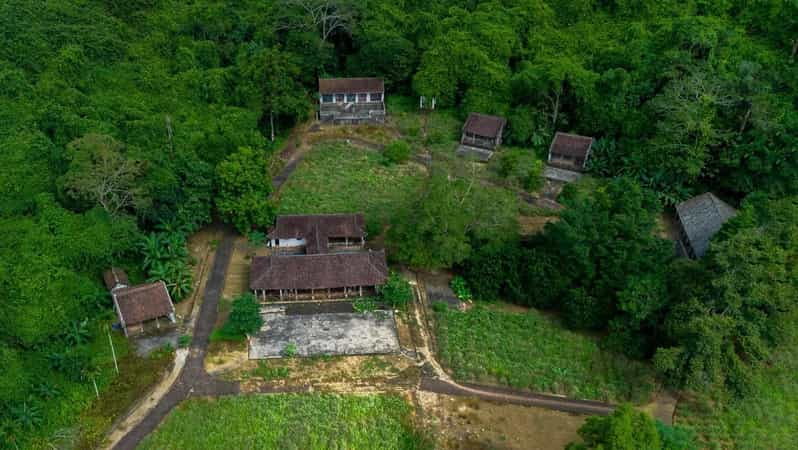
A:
[138,234,163,270]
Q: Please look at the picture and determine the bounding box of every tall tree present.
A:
[216,146,275,233]
[58,134,148,216]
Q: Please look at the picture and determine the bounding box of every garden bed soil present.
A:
[416,391,586,450]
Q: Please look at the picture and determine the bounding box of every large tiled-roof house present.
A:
[456,113,507,161]
[109,278,176,336]
[318,77,385,124]
[268,214,366,254]
[547,132,594,172]
[675,193,737,258]
[250,250,389,301]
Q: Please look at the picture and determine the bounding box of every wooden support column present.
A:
[359,286,363,297]
[311,289,315,300]
[279,289,283,300]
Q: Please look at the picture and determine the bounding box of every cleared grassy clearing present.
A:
[139,393,431,450]
[276,142,425,226]
[434,304,657,403]
[675,311,798,449]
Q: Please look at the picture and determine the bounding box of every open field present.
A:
[138,393,431,450]
[674,311,798,449]
[434,304,657,403]
[275,142,425,227]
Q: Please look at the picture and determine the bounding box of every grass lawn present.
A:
[434,304,657,403]
[276,142,425,226]
[674,312,798,449]
[139,393,431,450]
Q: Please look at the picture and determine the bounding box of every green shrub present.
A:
[178,334,191,348]
[353,297,378,313]
[221,293,263,338]
[381,271,414,308]
[450,276,472,302]
[253,362,291,380]
[382,140,412,165]
[493,147,544,191]
[247,231,267,246]
[282,343,297,358]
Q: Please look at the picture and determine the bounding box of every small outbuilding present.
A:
[250,250,389,301]
[456,113,507,161]
[318,77,385,124]
[111,280,176,336]
[675,192,737,259]
[547,132,594,172]
[268,213,366,255]
[103,267,129,292]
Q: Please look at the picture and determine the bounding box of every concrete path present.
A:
[112,231,239,450]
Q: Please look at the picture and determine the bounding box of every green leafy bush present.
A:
[493,147,544,191]
[382,139,412,165]
[450,276,472,302]
[567,404,697,450]
[220,293,263,338]
[380,271,413,308]
[281,343,297,358]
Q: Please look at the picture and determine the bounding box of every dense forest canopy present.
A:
[0,0,796,447]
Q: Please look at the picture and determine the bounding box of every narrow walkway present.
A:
[112,231,238,450]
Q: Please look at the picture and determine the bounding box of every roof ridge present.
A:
[116,281,164,295]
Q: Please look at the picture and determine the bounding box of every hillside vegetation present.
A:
[0,0,796,448]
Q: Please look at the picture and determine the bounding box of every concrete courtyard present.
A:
[248,305,401,359]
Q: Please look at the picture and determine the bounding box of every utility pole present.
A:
[107,326,119,375]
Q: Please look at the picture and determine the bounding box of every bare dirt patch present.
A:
[232,353,418,393]
[417,391,586,450]
[519,215,559,235]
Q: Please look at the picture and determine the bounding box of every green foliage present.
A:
[492,147,545,191]
[277,142,424,227]
[380,272,413,308]
[252,362,291,380]
[221,293,263,338]
[387,169,518,269]
[281,343,298,358]
[139,394,432,450]
[655,195,798,395]
[247,231,267,247]
[58,134,148,216]
[178,335,191,349]
[216,146,275,233]
[353,297,378,313]
[567,404,697,450]
[382,139,413,165]
[449,276,472,302]
[139,232,193,301]
[435,305,656,403]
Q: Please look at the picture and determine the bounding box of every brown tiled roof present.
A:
[112,281,175,326]
[268,214,366,254]
[462,113,506,138]
[319,78,384,94]
[103,267,129,291]
[549,132,594,158]
[250,251,389,291]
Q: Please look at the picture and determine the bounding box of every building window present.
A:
[346,94,356,102]
[321,94,333,103]
[369,92,382,102]
[358,93,368,102]
[335,94,345,103]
